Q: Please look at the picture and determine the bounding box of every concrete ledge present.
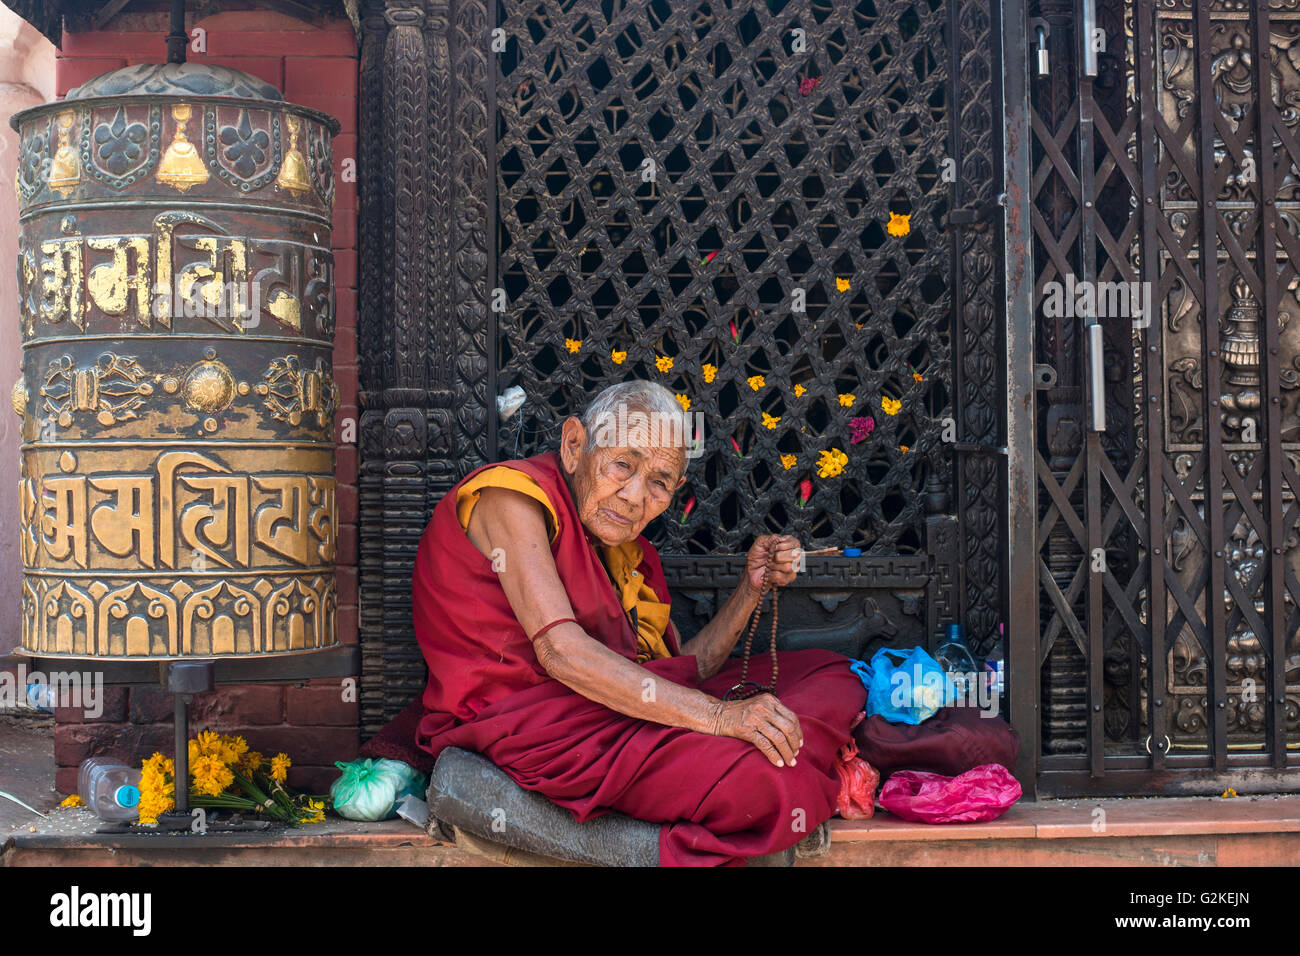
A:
[830,794,1300,841]
[6,795,1300,866]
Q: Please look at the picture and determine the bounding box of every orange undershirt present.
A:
[456,466,673,663]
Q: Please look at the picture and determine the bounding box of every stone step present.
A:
[6,794,1300,866]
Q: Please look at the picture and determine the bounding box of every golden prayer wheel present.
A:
[10,63,341,659]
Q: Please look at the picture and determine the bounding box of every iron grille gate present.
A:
[1030,0,1300,795]
[353,0,1008,743]
[491,0,1008,668]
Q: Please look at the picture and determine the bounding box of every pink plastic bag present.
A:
[833,737,879,820]
[878,763,1021,824]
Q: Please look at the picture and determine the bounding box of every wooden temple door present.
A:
[1029,0,1300,794]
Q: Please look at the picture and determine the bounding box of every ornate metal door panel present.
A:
[1031,0,1300,794]
[491,0,1004,665]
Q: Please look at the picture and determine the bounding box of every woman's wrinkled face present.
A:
[559,414,686,546]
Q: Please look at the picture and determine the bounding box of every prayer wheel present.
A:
[10,63,342,659]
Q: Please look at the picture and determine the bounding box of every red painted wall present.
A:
[50,9,360,794]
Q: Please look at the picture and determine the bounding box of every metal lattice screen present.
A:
[494,0,952,556]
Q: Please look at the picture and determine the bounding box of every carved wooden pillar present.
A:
[357,0,493,735]
[952,0,1006,658]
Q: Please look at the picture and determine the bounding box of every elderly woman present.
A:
[413,380,867,866]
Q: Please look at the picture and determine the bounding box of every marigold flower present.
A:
[655,355,674,372]
[817,448,849,479]
[143,752,174,777]
[611,349,627,365]
[60,794,84,808]
[565,338,582,354]
[836,277,850,292]
[887,212,911,237]
[702,363,718,383]
[270,753,291,783]
[912,371,923,383]
[747,375,765,391]
[761,412,780,430]
[793,384,806,398]
[900,445,909,454]
[676,393,691,411]
[136,785,174,826]
[881,396,902,416]
[190,754,234,797]
[218,734,249,765]
[838,393,855,408]
[781,454,797,470]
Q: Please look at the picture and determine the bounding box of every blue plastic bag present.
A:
[850,645,952,725]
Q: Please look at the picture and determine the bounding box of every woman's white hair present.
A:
[578,380,695,469]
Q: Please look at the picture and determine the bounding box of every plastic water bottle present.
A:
[936,623,977,699]
[77,758,143,821]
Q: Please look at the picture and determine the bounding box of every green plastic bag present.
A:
[329,758,428,822]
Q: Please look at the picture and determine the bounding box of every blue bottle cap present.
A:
[842,547,862,557]
[115,785,140,809]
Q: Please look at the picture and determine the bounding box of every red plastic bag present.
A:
[877,763,1021,824]
[833,736,879,820]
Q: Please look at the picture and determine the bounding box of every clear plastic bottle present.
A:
[77,758,143,821]
[935,623,977,700]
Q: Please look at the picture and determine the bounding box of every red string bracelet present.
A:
[528,616,578,642]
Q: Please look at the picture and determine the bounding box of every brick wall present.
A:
[49,9,360,795]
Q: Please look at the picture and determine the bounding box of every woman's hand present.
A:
[744,533,803,593]
[709,693,805,767]
[680,533,804,681]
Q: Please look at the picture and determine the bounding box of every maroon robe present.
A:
[413,450,867,866]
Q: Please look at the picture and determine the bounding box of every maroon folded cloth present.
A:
[852,705,1019,779]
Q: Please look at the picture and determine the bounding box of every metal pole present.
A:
[166,0,187,64]
[173,691,189,814]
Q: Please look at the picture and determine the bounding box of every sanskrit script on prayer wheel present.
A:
[10,63,341,660]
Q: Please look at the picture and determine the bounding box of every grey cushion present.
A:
[427,746,661,866]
